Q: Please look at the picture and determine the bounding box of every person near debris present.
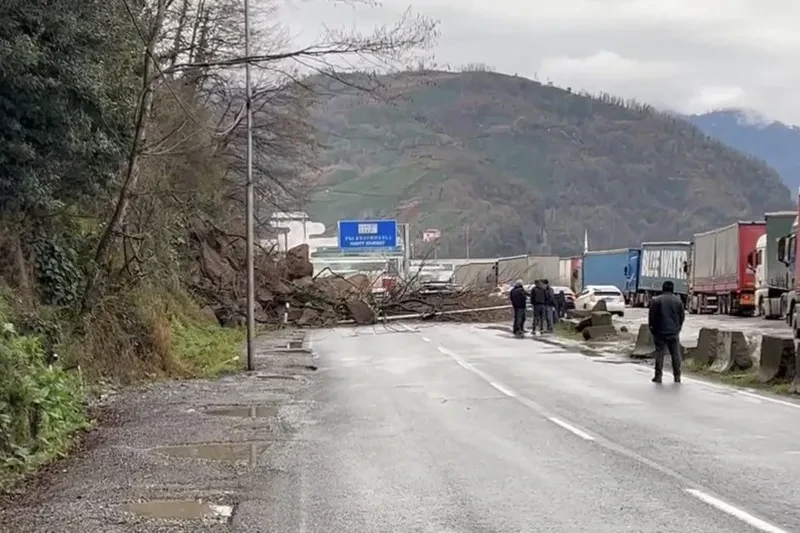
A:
[509,279,528,336]
[543,279,556,332]
[648,280,685,383]
[556,290,567,319]
[530,279,548,334]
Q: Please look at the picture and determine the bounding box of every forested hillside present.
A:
[0,0,434,488]
[310,71,792,257]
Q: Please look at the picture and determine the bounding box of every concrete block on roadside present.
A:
[591,300,608,312]
[709,330,751,373]
[790,350,800,394]
[758,335,796,383]
[590,311,612,327]
[567,309,590,320]
[693,328,720,367]
[582,325,616,341]
[631,324,655,359]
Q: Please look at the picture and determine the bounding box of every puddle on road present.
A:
[153,442,266,464]
[125,500,233,521]
[205,405,277,418]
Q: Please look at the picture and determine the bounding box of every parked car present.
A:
[575,285,626,316]
[550,285,576,309]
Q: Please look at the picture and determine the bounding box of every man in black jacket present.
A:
[509,280,528,336]
[530,280,547,335]
[543,279,556,332]
[648,280,685,383]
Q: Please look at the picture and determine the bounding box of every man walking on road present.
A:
[530,280,547,335]
[648,280,685,383]
[509,280,528,336]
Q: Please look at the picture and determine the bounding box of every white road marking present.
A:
[739,390,800,410]
[548,417,595,441]
[421,337,431,342]
[436,345,595,442]
[209,504,234,518]
[685,489,788,533]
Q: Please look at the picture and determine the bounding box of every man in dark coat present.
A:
[509,279,528,336]
[556,290,567,319]
[530,279,547,335]
[648,280,685,383]
[543,279,556,332]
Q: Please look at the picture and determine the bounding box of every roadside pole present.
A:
[244,0,255,371]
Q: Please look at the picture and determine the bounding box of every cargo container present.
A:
[581,248,641,303]
[496,254,559,285]
[452,261,496,289]
[689,221,766,315]
[557,256,582,293]
[749,212,795,319]
[633,242,691,306]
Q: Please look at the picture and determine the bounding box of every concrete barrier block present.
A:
[758,335,796,383]
[582,325,616,341]
[631,324,655,359]
[591,300,608,312]
[693,328,720,367]
[590,311,612,327]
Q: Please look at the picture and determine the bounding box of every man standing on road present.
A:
[543,279,556,333]
[530,279,547,335]
[509,280,528,336]
[648,280,685,383]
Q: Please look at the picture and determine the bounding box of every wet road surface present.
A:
[255,323,800,532]
[5,323,800,532]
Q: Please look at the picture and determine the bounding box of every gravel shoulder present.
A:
[0,329,317,533]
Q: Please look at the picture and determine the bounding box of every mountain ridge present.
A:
[309,71,792,257]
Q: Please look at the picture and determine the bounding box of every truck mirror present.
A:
[682,261,688,274]
[778,238,786,262]
[623,266,629,276]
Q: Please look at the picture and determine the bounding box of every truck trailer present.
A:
[496,254,559,285]
[634,241,691,306]
[582,248,641,303]
[689,221,766,315]
[777,190,800,335]
[750,212,795,319]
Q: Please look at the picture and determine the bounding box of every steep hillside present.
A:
[688,109,800,192]
[309,71,792,257]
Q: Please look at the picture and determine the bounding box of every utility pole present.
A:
[465,224,470,259]
[244,0,255,371]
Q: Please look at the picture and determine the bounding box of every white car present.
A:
[575,285,626,316]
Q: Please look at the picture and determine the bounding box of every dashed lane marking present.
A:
[685,489,788,533]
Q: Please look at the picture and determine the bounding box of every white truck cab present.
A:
[753,234,770,315]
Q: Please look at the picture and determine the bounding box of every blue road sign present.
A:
[338,219,398,250]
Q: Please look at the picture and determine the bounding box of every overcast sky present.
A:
[281,0,800,124]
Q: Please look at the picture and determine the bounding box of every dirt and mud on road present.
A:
[0,329,317,533]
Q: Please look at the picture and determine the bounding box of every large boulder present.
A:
[282,244,313,281]
[346,299,376,325]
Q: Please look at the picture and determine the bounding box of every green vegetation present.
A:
[0,0,434,488]
[0,299,87,489]
[683,360,792,396]
[310,70,792,257]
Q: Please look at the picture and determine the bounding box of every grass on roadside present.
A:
[679,360,793,396]
[553,320,583,341]
[170,319,245,378]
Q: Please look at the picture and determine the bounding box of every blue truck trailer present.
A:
[634,241,691,307]
[582,248,641,303]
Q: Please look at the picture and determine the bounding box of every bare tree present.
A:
[81,0,438,312]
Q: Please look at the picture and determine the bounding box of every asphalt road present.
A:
[5,322,800,532]
[252,323,800,532]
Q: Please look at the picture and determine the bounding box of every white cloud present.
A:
[278,0,800,123]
